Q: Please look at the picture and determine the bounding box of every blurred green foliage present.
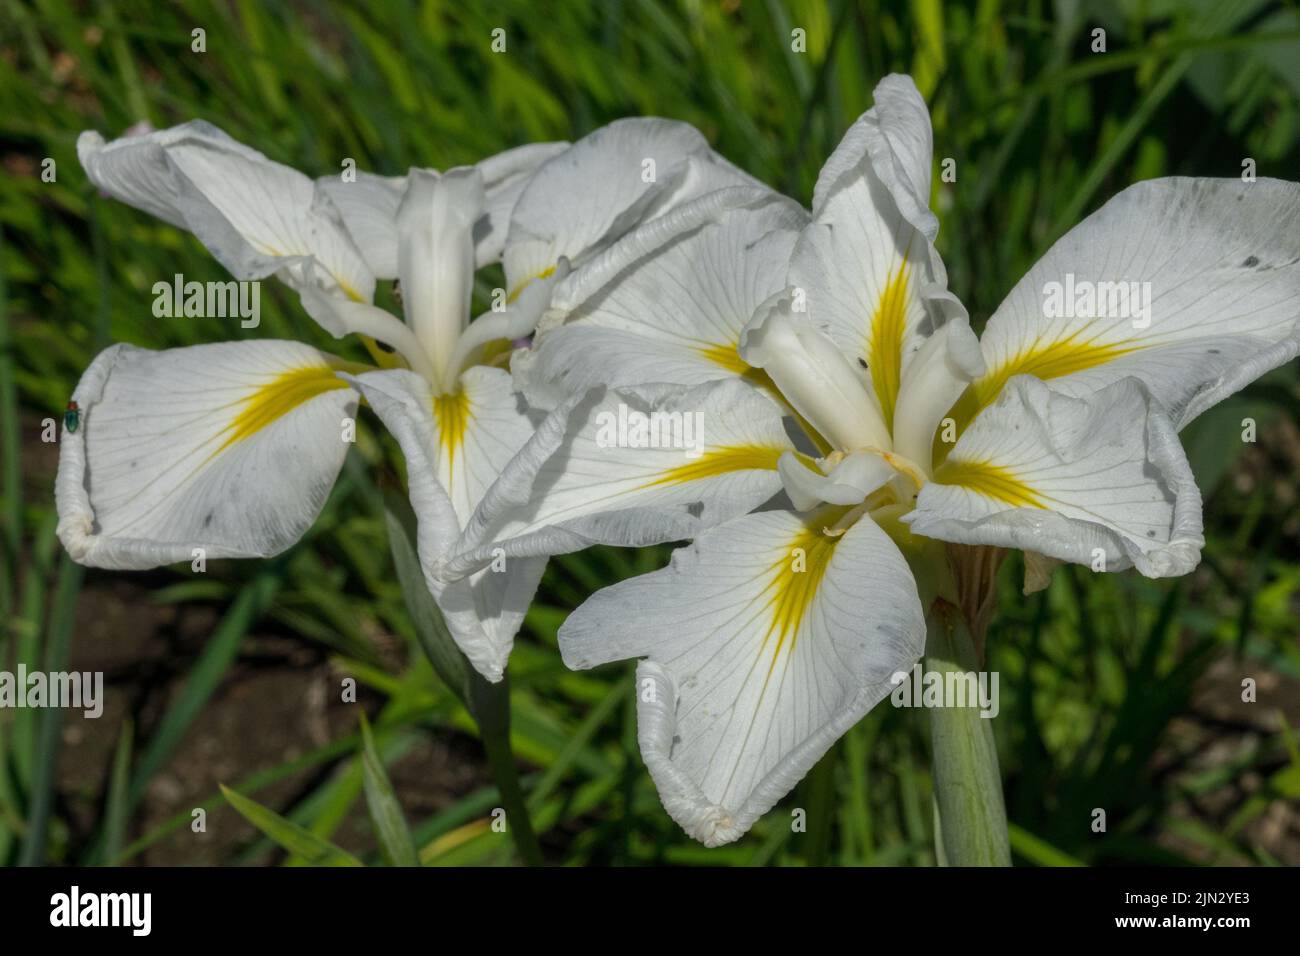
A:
[1,0,1298,866]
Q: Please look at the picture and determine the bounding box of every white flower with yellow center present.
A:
[56,118,758,681]
[441,74,1300,844]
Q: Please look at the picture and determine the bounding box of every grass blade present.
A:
[101,717,134,866]
[16,555,83,865]
[357,712,419,867]
[0,226,19,619]
[219,785,363,867]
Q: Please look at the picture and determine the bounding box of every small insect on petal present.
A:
[64,400,80,434]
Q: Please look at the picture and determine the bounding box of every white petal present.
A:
[473,141,570,267]
[812,75,939,255]
[56,341,358,570]
[315,171,405,278]
[789,75,965,438]
[444,378,794,578]
[396,167,485,387]
[559,510,926,846]
[906,376,1205,577]
[79,121,374,303]
[961,177,1300,435]
[316,142,568,279]
[513,188,805,408]
[343,367,541,681]
[502,118,754,299]
[435,556,547,684]
[345,365,536,529]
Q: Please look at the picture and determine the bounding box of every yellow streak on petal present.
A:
[433,389,472,486]
[697,341,753,376]
[212,365,351,458]
[697,341,832,456]
[975,335,1142,411]
[641,445,789,488]
[758,520,838,674]
[933,459,1045,509]
[866,262,911,435]
[506,265,556,304]
[933,334,1144,467]
[697,340,783,389]
[731,513,852,748]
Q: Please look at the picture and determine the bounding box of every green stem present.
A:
[925,603,1010,867]
[469,675,543,867]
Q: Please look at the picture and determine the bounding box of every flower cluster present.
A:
[58,74,1300,847]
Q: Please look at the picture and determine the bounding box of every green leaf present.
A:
[1008,823,1084,867]
[383,490,470,706]
[219,785,363,867]
[357,713,419,867]
[112,734,362,865]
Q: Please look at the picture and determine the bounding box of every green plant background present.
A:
[1,0,1298,866]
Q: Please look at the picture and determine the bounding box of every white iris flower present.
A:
[56,118,757,681]
[439,75,1300,844]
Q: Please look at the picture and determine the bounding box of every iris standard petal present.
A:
[513,187,805,408]
[316,142,569,278]
[788,75,966,436]
[314,171,405,279]
[502,117,759,301]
